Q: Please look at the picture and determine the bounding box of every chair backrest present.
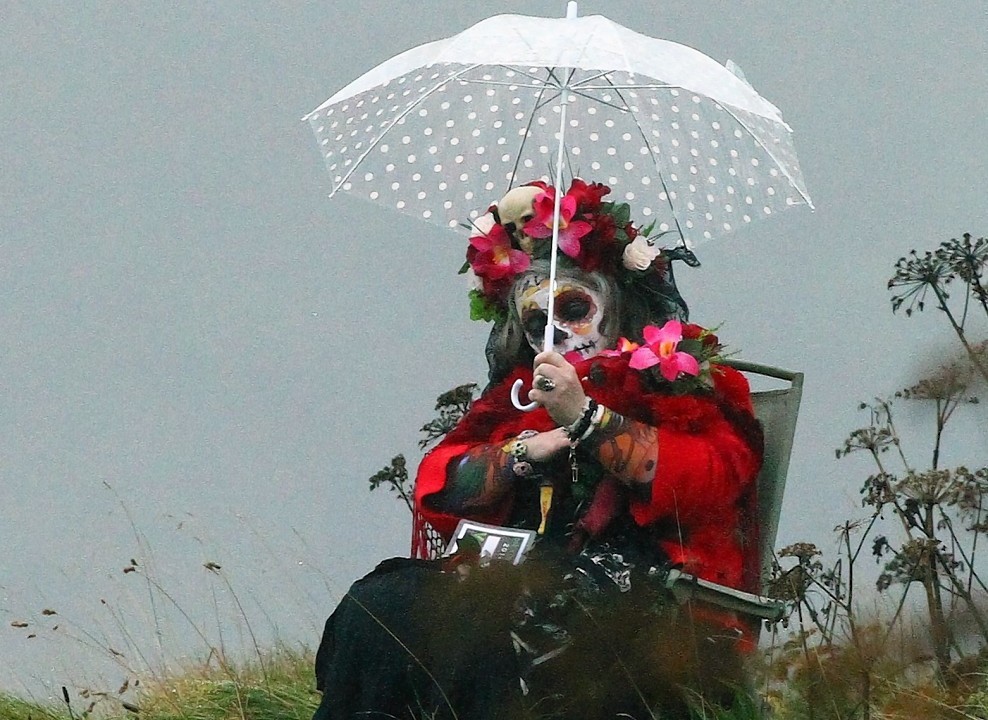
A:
[720,359,804,588]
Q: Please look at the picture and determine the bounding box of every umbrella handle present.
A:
[512,322,555,411]
[510,378,539,412]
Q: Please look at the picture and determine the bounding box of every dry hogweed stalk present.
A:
[843,386,988,674]
[889,233,988,384]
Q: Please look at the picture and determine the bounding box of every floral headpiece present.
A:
[461,178,697,323]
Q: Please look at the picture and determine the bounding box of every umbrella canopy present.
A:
[305,6,812,248]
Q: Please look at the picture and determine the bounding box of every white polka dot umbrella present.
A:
[305,3,813,249]
[306,2,813,409]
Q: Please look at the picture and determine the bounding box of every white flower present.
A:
[465,267,484,291]
[622,236,663,271]
[468,212,496,237]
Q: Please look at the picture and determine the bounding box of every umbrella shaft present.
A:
[543,91,570,353]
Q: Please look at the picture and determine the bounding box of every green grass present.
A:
[0,648,319,720]
[0,693,70,720]
[5,638,988,720]
[127,648,318,720]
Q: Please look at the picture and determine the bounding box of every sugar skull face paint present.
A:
[514,273,608,360]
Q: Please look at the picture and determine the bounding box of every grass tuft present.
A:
[121,647,318,720]
[0,693,70,720]
[1,648,319,720]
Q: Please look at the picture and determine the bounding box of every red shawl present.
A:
[413,354,763,596]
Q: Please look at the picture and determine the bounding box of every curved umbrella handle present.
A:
[510,378,539,412]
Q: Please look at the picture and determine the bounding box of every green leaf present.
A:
[677,338,704,357]
[468,289,503,323]
[368,455,408,493]
[604,201,631,227]
[458,260,470,275]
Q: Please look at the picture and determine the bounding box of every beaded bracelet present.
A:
[566,397,598,441]
[578,402,607,442]
[504,430,540,477]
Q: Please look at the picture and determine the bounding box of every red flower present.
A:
[568,178,610,212]
[481,275,513,304]
[467,222,530,281]
[599,337,641,358]
[630,321,700,381]
[577,212,618,272]
[682,323,720,350]
[523,187,593,258]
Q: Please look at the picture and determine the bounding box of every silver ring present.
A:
[534,375,556,392]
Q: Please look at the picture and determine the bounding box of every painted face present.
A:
[514,274,609,360]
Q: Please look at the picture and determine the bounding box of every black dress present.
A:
[311,515,746,720]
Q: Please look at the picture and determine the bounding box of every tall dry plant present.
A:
[889,232,988,385]
[769,232,987,718]
[367,383,478,508]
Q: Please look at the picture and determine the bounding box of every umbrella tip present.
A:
[566,1,578,19]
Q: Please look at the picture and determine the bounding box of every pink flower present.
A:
[522,187,592,258]
[467,222,530,280]
[629,320,700,381]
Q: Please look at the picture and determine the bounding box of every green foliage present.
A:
[468,288,505,323]
[113,650,316,720]
[601,200,631,228]
[368,383,479,508]
[368,455,412,513]
[0,694,69,720]
[0,649,318,720]
[418,383,478,450]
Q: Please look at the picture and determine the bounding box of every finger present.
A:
[533,363,559,382]
[533,350,569,368]
[535,363,581,392]
[526,388,548,407]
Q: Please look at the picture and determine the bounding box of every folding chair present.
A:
[412,360,805,624]
[664,359,803,622]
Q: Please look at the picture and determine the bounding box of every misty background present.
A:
[1,1,985,699]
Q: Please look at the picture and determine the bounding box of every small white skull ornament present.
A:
[496,186,543,251]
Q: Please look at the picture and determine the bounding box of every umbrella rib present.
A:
[565,88,631,113]
[568,70,614,88]
[531,88,564,115]
[506,81,552,193]
[605,79,688,247]
[329,64,483,193]
[545,66,569,90]
[454,68,636,94]
[576,83,679,91]
[455,78,549,89]
[714,105,815,209]
[502,65,564,90]
[523,69,632,112]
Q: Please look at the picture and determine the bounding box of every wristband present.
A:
[566,398,598,442]
[578,402,607,442]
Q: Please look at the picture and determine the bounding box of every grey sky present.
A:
[1,1,986,699]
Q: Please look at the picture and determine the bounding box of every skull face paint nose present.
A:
[514,274,607,360]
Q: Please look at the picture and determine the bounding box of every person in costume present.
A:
[313,179,764,720]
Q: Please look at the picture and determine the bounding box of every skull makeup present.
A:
[514,273,609,360]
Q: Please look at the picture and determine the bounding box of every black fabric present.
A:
[312,549,746,720]
[313,558,526,720]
